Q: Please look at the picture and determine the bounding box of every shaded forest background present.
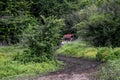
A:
[0,0,120,62]
[0,0,120,47]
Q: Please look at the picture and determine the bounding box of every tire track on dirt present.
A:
[32,55,101,80]
[16,55,101,80]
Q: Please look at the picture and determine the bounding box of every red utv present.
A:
[61,34,75,45]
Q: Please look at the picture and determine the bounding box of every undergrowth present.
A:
[57,41,120,61]
[57,41,97,59]
[98,59,120,80]
[0,46,61,79]
[57,41,120,80]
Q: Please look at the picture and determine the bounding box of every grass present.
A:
[57,41,120,80]
[98,59,120,80]
[0,46,61,79]
[57,41,97,59]
[1,42,119,79]
[0,61,61,79]
[0,45,23,54]
[97,48,120,80]
[57,41,120,61]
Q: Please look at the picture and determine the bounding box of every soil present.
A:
[16,55,101,80]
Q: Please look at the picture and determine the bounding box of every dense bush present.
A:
[0,0,90,45]
[96,47,112,62]
[75,0,120,47]
[14,16,64,63]
[0,0,32,44]
[96,47,120,62]
[112,48,120,59]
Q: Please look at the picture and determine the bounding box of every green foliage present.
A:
[0,0,31,44]
[75,0,120,47]
[0,61,60,79]
[0,46,24,54]
[96,47,120,62]
[96,47,113,62]
[112,48,120,59]
[0,46,25,65]
[15,16,64,63]
[98,59,120,80]
[57,41,97,59]
[0,0,120,79]
[1,0,119,47]
[30,0,90,17]
[83,48,97,59]
[58,41,120,61]
[0,46,61,79]
[1,0,114,46]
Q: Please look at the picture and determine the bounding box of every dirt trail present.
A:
[35,55,100,80]
[18,55,100,80]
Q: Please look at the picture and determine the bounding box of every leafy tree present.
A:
[0,0,94,45]
[75,0,120,47]
[0,0,30,44]
[15,16,64,63]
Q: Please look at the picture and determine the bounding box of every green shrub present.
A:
[96,47,113,62]
[96,47,120,62]
[113,48,120,59]
[17,16,64,63]
[75,0,120,47]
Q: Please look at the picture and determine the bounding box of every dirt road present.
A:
[17,55,100,80]
[29,55,100,80]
